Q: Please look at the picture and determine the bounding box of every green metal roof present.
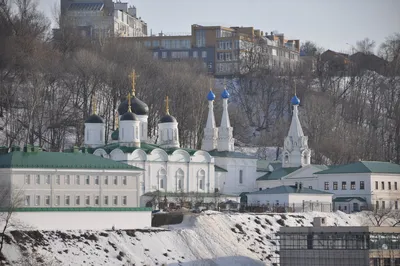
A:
[143,191,238,197]
[0,151,143,170]
[215,165,228,172]
[333,197,367,203]
[247,185,333,195]
[315,161,400,175]
[208,150,256,159]
[256,167,300,181]
[256,160,270,172]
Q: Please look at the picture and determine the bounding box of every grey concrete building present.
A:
[279,217,400,266]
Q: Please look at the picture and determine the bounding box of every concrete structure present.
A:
[279,217,400,266]
[124,25,300,76]
[246,183,333,212]
[58,0,147,39]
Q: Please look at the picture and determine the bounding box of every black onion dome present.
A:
[85,114,104,123]
[159,114,177,123]
[120,112,138,121]
[117,96,149,116]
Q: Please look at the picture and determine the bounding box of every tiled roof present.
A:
[256,167,300,181]
[315,161,400,175]
[247,185,333,195]
[333,197,367,203]
[68,3,104,11]
[0,151,143,170]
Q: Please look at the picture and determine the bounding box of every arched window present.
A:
[158,168,166,189]
[197,169,205,190]
[176,169,184,191]
[284,153,289,163]
[302,152,308,164]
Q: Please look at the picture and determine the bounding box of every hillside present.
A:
[2,211,368,266]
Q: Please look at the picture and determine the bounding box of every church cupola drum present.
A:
[119,93,141,147]
[84,94,105,148]
[158,96,179,149]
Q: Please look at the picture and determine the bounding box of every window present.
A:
[144,41,151,47]
[36,175,40,184]
[341,181,347,190]
[65,175,70,185]
[104,176,108,185]
[46,175,50,184]
[202,51,207,58]
[309,186,313,189]
[381,181,385,190]
[45,195,50,206]
[375,181,378,189]
[396,182,398,190]
[65,195,70,206]
[113,196,118,205]
[383,258,391,266]
[85,176,90,185]
[193,51,198,58]
[178,179,182,190]
[376,201,379,210]
[104,196,109,205]
[199,179,203,190]
[333,182,338,190]
[25,195,30,206]
[95,196,99,206]
[76,175,80,185]
[152,40,159,47]
[239,170,243,184]
[324,182,329,190]
[160,179,164,189]
[55,195,60,206]
[122,196,127,206]
[95,176,99,185]
[25,175,30,185]
[75,196,80,205]
[35,195,40,206]
[171,51,189,59]
[56,175,60,185]
[114,176,118,185]
[162,51,167,59]
[388,182,392,190]
[85,196,90,205]
[195,30,205,47]
[360,181,365,190]
[382,201,386,209]
[350,181,356,190]
[123,176,127,185]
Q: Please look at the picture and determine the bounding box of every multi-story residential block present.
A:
[58,0,147,39]
[124,25,300,77]
[279,217,400,266]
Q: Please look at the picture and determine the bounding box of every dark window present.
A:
[324,182,329,190]
[350,181,355,190]
[342,181,347,190]
[382,181,385,190]
[383,258,391,266]
[376,201,379,210]
[375,181,378,189]
[360,181,365,190]
[389,182,392,190]
[382,201,386,209]
[395,182,398,190]
[333,182,338,190]
[239,170,243,184]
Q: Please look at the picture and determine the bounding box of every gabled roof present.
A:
[0,151,143,170]
[208,150,256,159]
[315,161,400,175]
[333,197,367,203]
[247,185,333,195]
[257,167,300,181]
[215,165,228,172]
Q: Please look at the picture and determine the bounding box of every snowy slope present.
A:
[1,211,372,266]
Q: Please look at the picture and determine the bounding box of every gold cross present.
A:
[209,76,213,91]
[127,93,132,113]
[128,70,139,96]
[164,95,170,114]
[223,77,227,89]
[115,109,119,129]
[92,93,97,115]
[294,81,297,96]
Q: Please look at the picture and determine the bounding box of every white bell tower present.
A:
[217,81,234,152]
[202,86,218,151]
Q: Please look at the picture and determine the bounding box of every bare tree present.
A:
[355,38,376,54]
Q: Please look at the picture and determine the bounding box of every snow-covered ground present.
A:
[0,211,384,266]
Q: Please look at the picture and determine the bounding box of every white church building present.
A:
[85,76,261,208]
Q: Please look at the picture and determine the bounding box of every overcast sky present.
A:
[38,0,400,53]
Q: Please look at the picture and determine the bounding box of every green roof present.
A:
[208,150,256,159]
[315,161,400,175]
[333,197,367,203]
[0,151,143,170]
[87,142,198,156]
[215,165,228,172]
[256,160,271,172]
[257,167,300,181]
[247,185,333,195]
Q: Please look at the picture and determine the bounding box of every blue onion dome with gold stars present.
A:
[207,90,215,101]
[221,89,230,99]
[291,95,300,105]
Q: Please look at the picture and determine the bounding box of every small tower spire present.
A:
[164,95,170,115]
[202,78,218,151]
[127,93,132,113]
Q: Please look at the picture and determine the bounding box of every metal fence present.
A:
[241,202,333,213]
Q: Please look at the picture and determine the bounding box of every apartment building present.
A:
[126,25,300,77]
[279,217,400,266]
[58,0,147,39]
